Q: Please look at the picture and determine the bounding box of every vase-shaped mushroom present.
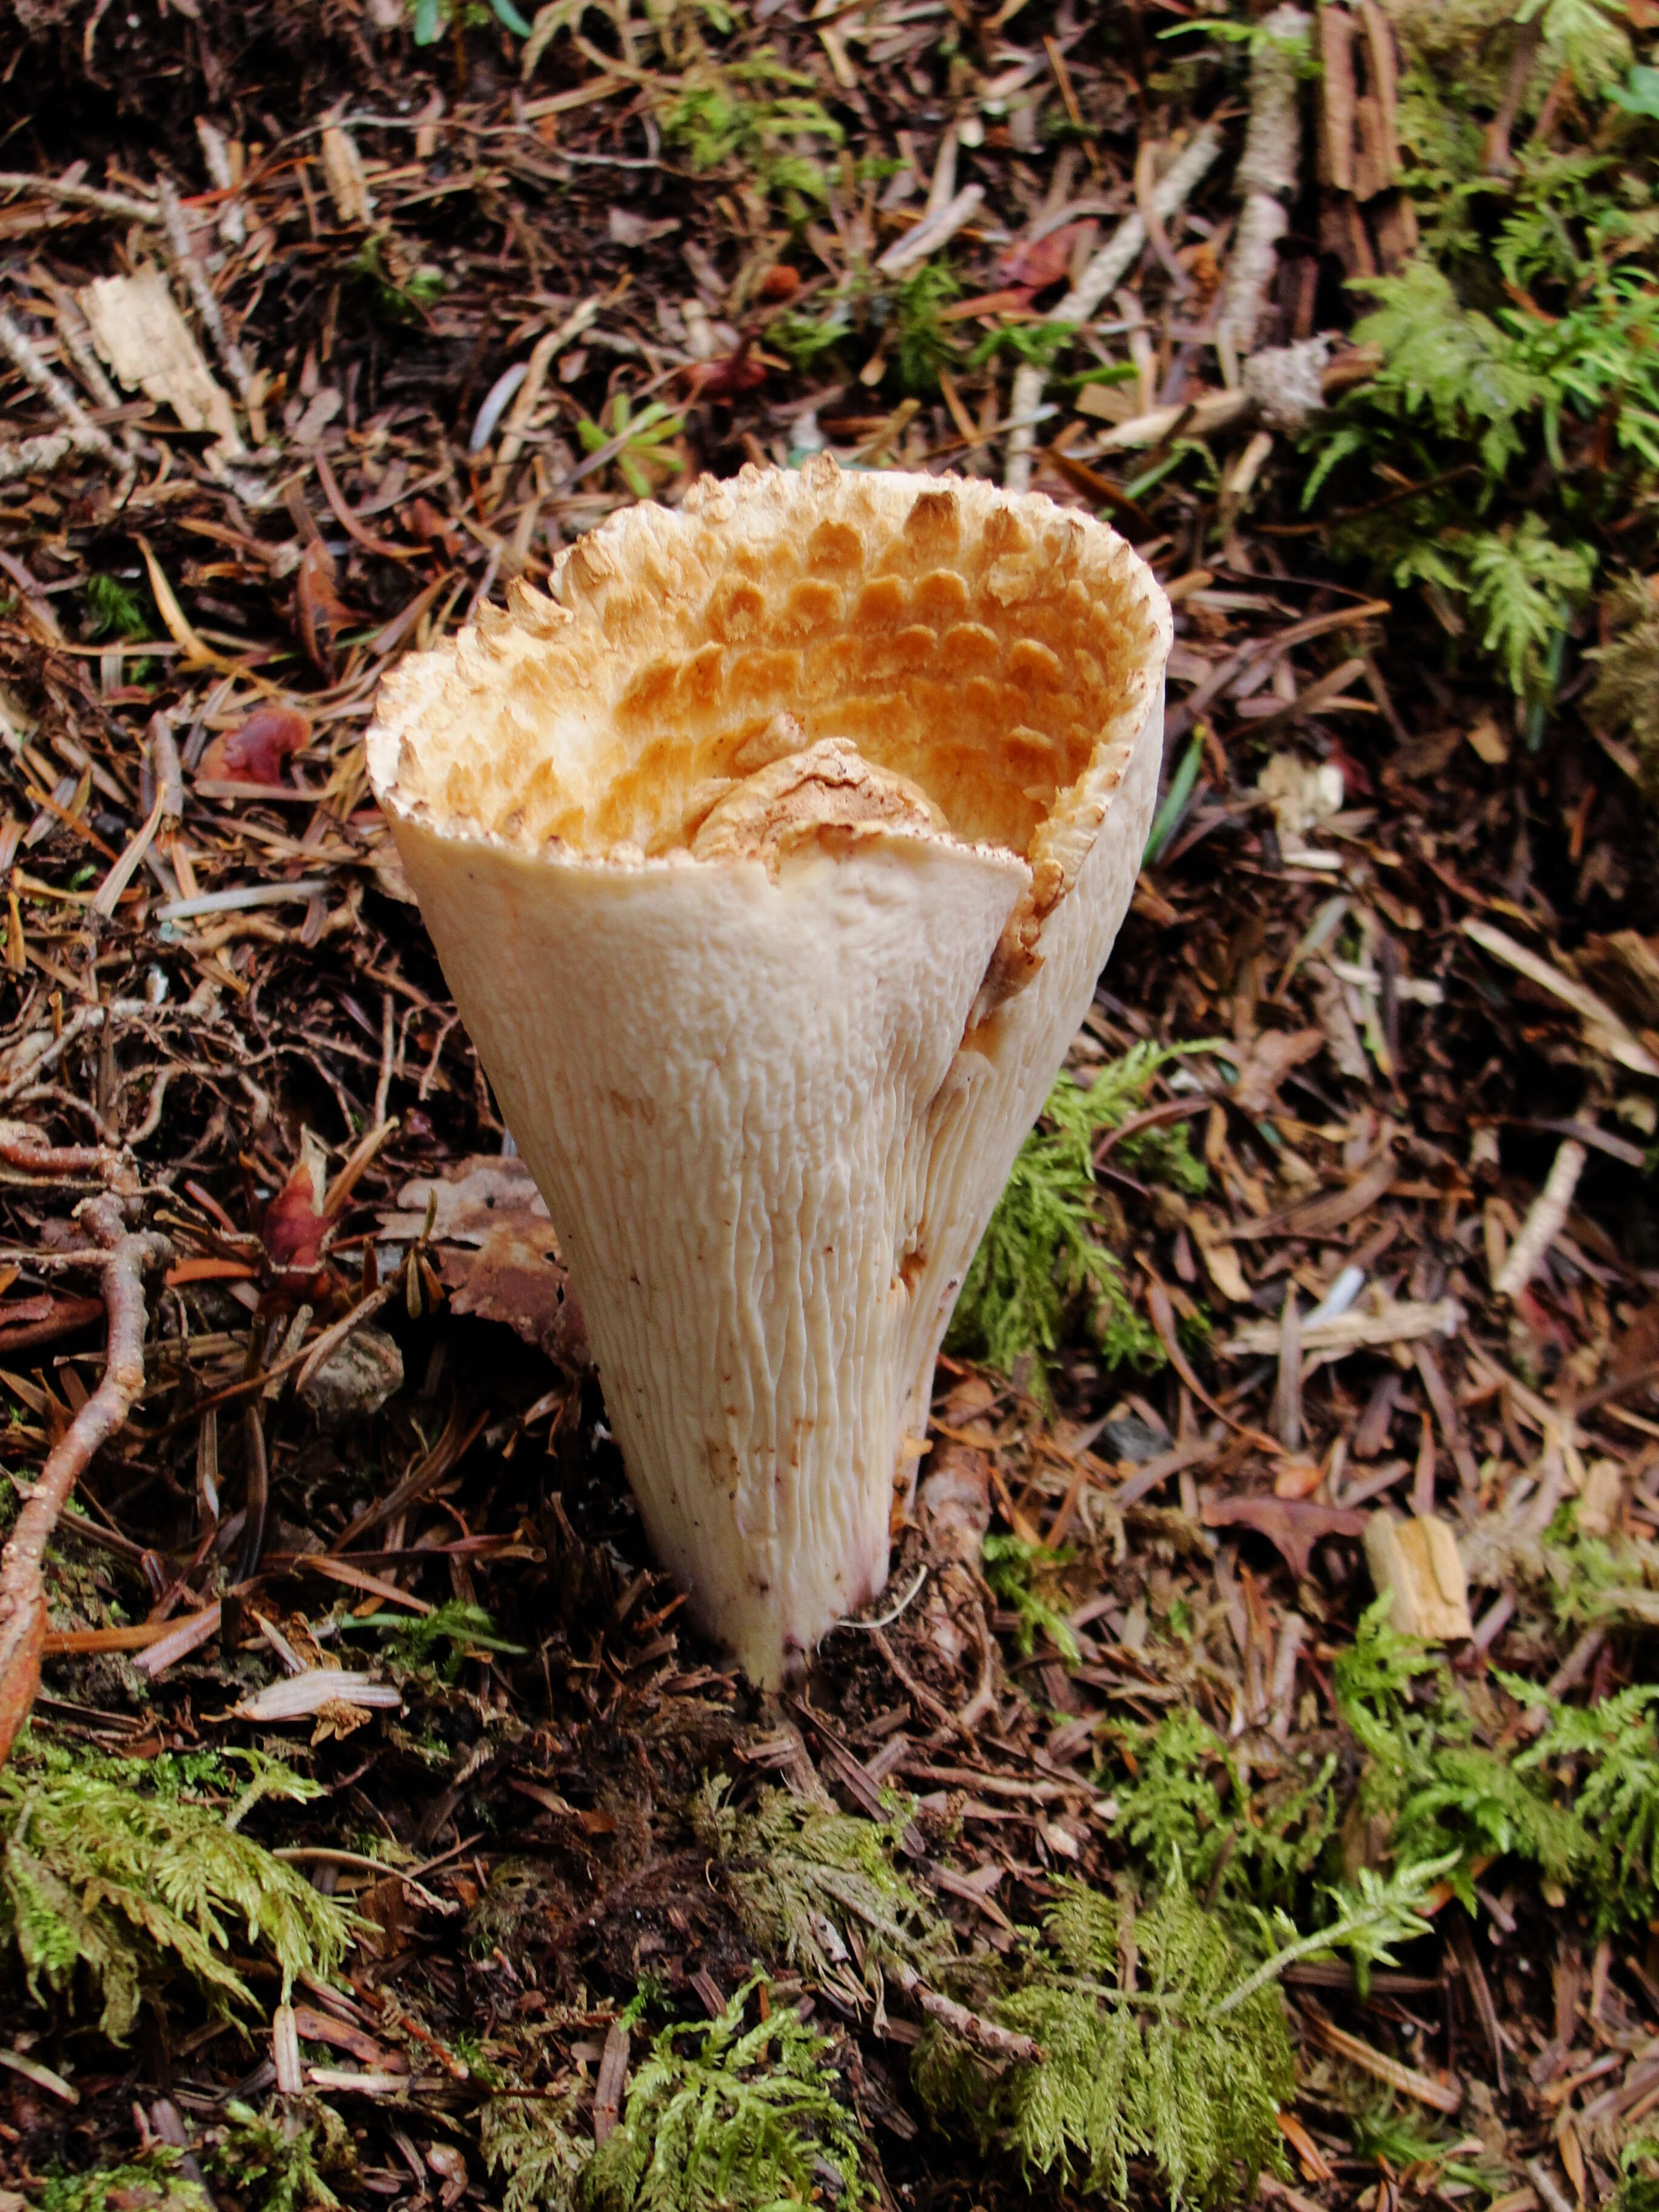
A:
[368,458,1170,1687]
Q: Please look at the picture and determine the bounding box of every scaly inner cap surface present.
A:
[376,460,1168,914]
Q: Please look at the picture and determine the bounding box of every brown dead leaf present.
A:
[608,206,679,247]
[1467,716,1509,766]
[79,269,240,448]
[320,124,374,225]
[1273,1456,1326,1499]
[1574,930,1659,1033]
[290,2006,398,2069]
[1233,1027,1326,1113]
[686,337,769,404]
[357,1875,414,1959]
[997,219,1096,292]
[1202,1494,1366,1578]
[1189,1207,1250,1302]
[384,1157,588,1368]
[1364,1510,1472,1640]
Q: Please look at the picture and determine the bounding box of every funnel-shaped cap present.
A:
[368,458,1169,1685]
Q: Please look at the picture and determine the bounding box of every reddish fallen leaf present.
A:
[1202,1495,1367,1579]
[1272,1456,1326,1500]
[290,2006,398,2069]
[998,219,1096,292]
[406,497,461,556]
[196,705,311,787]
[264,1130,332,1275]
[687,337,768,404]
[939,287,1036,322]
[1277,2110,1336,2186]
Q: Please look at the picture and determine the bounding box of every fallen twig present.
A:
[883,1956,1043,2065]
[876,185,987,278]
[0,426,118,483]
[1215,7,1310,357]
[0,1195,171,1765]
[1222,1296,1462,1359]
[0,170,160,223]
[1005,124,1224,491]
[1299,2008,1463,2112]
[1463,920,1659,1078]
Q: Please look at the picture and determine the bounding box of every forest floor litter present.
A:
[1,2,1658,2210]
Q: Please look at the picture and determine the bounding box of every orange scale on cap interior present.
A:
[725,646,803,711]
[1002,728,1061,783]
[805,518,863,575]
[1006,638,1067,691]
[671,640,727,718]
[825,692,922,760]
[776,577,843,641]
[858,623,938,682]
[851,575,911,631]
[614,655,680,731]
[802,632,864,703]
[939,621,1002,676]
[705,575,769,644]
[913,569,970,626]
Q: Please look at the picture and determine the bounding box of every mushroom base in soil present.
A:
[367,457,1171,1688]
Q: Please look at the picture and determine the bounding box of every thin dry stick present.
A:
[486,298,599,508]
[1004,123,1224,492]
[0,1130,126,1177]
[867,1621,977,1749]
[0,1196,170,1765]
[0,172,161,224]
[0,1001,147,1107]
[157,176,251,398]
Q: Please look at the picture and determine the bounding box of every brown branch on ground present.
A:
[883,1956,1043,2065]
[0,1194,171,1767]
[0,1128,131,1179]
[1484,18,1542,173]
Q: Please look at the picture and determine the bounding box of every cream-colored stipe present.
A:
[369,458,1170,1686]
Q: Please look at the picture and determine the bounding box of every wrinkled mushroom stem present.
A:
[369,457,1170,1686]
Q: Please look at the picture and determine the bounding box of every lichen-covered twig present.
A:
[0,306,115,452]
[158,176,252,400]
[1215,7,1311,360]
[0,170,161,224]
[0,427,119,484]
[1495,1136,1587,1299]
[883,1957,1044,2064]
[1004,125,1223,492]
[0,1195,171,1766]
